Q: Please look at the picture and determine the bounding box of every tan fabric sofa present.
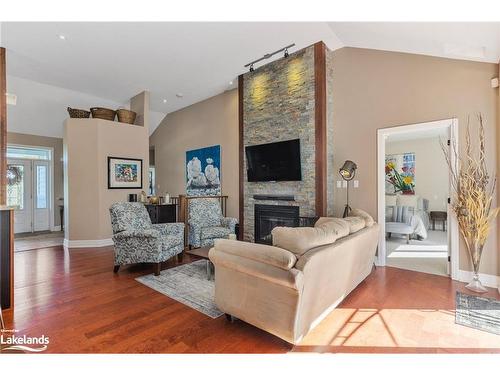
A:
[208,209,379,344]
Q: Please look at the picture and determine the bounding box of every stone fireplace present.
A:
[240,42,334,242]
[254,204,299,245]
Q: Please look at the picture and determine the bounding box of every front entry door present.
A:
[7,159,32,233]
[7,159,51,234]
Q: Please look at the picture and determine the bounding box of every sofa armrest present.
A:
[209,246,303,290]
[211,239,297,270]
[152,222,184,237]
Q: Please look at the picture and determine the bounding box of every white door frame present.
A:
[376,118,460,280]
[7,143,55,232]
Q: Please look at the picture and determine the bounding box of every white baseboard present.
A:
[51,225,61,232]
[456,270,499,289]
[63,238,113,248]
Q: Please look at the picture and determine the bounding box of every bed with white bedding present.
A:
[385,194,430,240]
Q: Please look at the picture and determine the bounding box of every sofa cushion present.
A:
[314,217,350,238]
[342,216,366,233]
[212,239,297,270]
[349,208,375,227]
[201,226,231,240]
[271,220,344,255]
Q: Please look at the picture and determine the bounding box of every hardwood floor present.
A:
[2,245,499,353]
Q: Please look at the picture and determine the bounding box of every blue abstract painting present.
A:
[186,145,221,196]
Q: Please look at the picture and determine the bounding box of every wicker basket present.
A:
[67,107,91,118]
[116,109,137,124]
[90,107,116,121]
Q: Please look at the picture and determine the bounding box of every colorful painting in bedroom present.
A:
[186,145,221,196]
[385,152,415,194]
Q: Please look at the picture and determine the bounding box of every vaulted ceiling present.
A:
[2,22,499,137]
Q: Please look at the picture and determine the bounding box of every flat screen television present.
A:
[245,139,302,182]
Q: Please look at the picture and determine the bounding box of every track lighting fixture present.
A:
[244,43,295,72]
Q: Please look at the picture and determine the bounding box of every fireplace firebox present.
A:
[254,204,300,245]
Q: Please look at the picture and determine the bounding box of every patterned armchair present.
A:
[109,202,185,276]
[188,198,238,248]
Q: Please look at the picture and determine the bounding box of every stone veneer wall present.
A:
[242,46,317,242]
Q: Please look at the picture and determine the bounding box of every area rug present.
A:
[135,260,223,319]
[455,292,500,335]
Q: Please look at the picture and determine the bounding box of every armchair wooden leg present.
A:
[154,262,161,276]
[113,265,120,273]
[177,253,184,263]
[225,313,235,322]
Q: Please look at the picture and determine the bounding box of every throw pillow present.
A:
[349,208,375,227]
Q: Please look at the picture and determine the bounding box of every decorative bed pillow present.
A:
[391,205,413,223]
[349,208,375,227]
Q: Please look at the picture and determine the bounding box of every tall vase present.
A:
[465,243,488,293]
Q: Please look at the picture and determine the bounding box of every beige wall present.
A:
[64,119,149,241]
[386,137,449,212]
[332,47,499,276]
[7,132,64,227]
[149,47,499,276]
[149,89,239,219]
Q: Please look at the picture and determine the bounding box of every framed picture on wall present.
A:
[186,145,221,196]
[108,157,143,189]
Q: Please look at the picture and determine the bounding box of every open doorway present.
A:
[377,119,459,278]
[6,145,63,251]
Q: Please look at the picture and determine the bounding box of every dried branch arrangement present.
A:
[441,114,499,292]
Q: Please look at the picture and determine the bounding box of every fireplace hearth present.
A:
[254,204,299,245]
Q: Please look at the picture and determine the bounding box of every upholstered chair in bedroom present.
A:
[188,198,238,248]
[109,202,185,276]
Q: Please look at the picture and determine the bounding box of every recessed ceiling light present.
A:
[58,34,66,40]
[229,81,233,85]
[163,99,167,103]
[176,93,183,98]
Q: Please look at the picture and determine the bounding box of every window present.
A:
[36,165,48,209]
[7,146,51,160]
[6,165,24,209]
[149,167,155,195]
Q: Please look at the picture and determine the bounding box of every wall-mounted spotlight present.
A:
[244,43,295,72]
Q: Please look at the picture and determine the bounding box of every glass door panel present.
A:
[7,159,32,233]
[33,160,50,231]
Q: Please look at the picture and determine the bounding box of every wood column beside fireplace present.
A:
[314,41,327,217]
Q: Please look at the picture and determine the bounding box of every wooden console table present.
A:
[430,211,447,231]
[145,203,177,224]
